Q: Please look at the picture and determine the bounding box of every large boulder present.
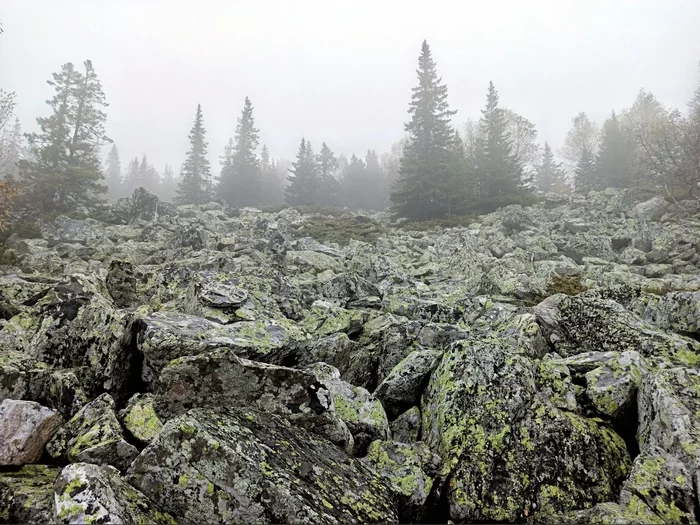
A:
[54,463,175,524]
[154,347,353,453]
[421,333,631,522]
[43,216,106,247]
[0,399,61,465]
[0,465,60,524]
[47,394,139,472]
[128,407,398,524]
[118,393,163,446]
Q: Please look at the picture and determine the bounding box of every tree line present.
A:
[0,40,699,225]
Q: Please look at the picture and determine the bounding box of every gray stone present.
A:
[0,399,61,465]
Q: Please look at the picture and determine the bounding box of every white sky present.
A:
[1,0,700,172]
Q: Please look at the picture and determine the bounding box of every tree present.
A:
[594,111,633,189]
[137,154,159,193]
[364,149,387,210]
[504,108,539,186]
[561,112,599,173]
[124,157,140,195]
[285,138,318,206]
[175,104,211,205]
[259,145,285,206]
[0,90,17,177]
[390,40,460,219]
[316,142,341,206]
[342,154,367,209]
[104,144,122,200]
[574,146,597,194]
[536,142,569,194]
[217,97,260,207]
[159,164,178,202]
[22,60,110,217]
[474,81,524,203]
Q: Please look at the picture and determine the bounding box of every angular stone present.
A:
[390,406,421,444]
[47,394,138,472]
[0,465,60,524]
[119,393,163,445]
[0,399,61,465]
[54,463,175,524]
[128,407,398,525]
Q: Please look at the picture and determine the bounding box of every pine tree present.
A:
[123,157,139,196]
[285,138,318,206]
[474,81,524,204]
[217,97,260,207]
[175,104,211,205]
[342,154,367,209]
[159,164,177,202]
[105,144,122,200]
[594,111,633,189]
[574,147,597,194]
[22,60,110,216]
[364,149,387,210]
[316,142,341,206]
[390,40,460,219]
[535,142,568,193]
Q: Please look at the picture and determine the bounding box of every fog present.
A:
[2,0,700,169]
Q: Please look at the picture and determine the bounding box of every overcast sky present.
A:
[2,0,700,173]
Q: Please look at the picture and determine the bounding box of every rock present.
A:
[537,293,700,367]
[5,273,138,406]
[0,399,61,465]
[54,462,175,524]
[374,349,441,420]
[0,465,60,524]
[47,394,139,472]
[390,406,421,443]
[562,233,615,264]
[154,347,353,453]
[422,334,631,522]
[631,196,669,222]
[128,407,398,524]
[619,450,696,523]
[105,259,137,308]
[362,440,441,522]
[309,363,390,456]
[630,290,700,336]
[552,501,663,524]
[176,224,211,250]
[136,312,306,387]
[119,393,163,446]
[0,350,50,406]
[130,187,160,222]
[43,216,105,247]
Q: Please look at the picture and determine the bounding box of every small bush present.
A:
[395,214,476,232]
[297,216,386,246]
[546,274,588,296]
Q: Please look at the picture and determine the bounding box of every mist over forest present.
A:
[2,3,700,525]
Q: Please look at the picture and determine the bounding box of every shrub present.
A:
[297,216,386,246]
[546,274,588,296]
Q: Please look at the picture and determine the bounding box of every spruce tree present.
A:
[105,144,122,200]
[124,157,139,196]
[365,149,387,210]
[342,154,367,209]
[23,60,110,216]
[474,81,524,205]
[594,111,633,189]
[285,138,318,206]
[217,97,260,207]
[317,142,341,206]
[390,40,460,219]
[138,154,159,193]
[574,147,597,194]
[160,164,177,202]
[175,104,211,205]
[535,142,568,193]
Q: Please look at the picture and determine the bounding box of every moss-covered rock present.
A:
[154,347,353,453]
[127,407,398,524]
[54,462,175,524]
[46,393,138,472]
[119,393,163,446]
[0,464,59,524]
[390,406,421,444]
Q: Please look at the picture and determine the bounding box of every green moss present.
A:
[179,421,196,435]
[177,474,188,488]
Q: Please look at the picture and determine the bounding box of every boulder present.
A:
[0,465,59,524]
[47,394,139,472]
[154,347,353,453]
[0,399,61,465]
[390,406,421,444]
[54,463,175,524]
[128,407,398,524]
[43,216,106,247]
[631,196,669,222]
[374,349,441,420]
[119,393,163,446]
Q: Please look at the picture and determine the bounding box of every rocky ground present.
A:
[1,187,700,524]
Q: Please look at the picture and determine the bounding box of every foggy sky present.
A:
[2,0,700,173]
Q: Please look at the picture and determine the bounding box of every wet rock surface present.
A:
[1,187,700,523]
